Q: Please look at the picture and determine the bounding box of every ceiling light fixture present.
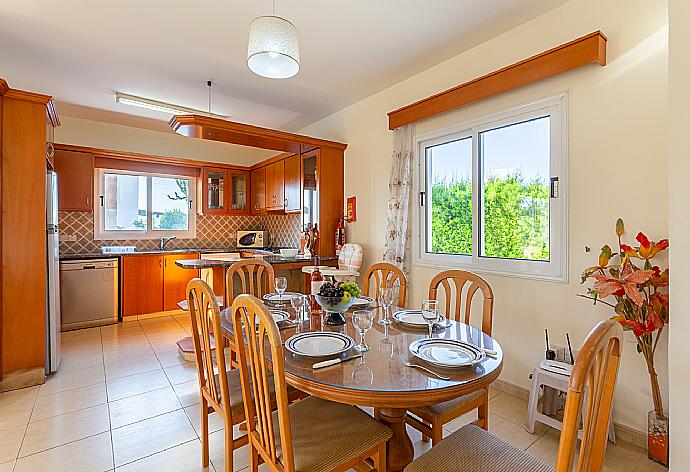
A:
[115,92,229,120]
[247,0,300,79]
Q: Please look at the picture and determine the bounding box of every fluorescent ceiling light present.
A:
[115,92,229,120]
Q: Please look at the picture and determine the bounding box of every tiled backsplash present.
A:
[58,211,302,254]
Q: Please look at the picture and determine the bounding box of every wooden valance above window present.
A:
[387,31,607,130]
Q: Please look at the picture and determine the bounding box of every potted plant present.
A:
[580,219,669,467]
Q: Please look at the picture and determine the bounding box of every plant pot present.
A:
[647,410,669,467]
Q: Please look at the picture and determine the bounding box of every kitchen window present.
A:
[94,169,196,240]
[414,94,568,281]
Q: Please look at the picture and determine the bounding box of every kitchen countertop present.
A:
[175,254,338,269]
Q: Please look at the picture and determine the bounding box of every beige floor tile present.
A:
[486,413,544,450]
[105,355,162,381]
[0,460,15,472]
[173,380,201,407]
[443,409,478,433]
[0,425,26,464]
[157,351,190,368]
[0,400,34,431]
[632,455,669,472]
[0,386,39,407]
[108,387,182,429]
[106,369,171,402]
[524,428,560,466]
[20,403,110,457]
[208,428,251,472]
[100,323,144,342]
[61,326,101,342]
[489,392,529,425]
[164,363,199,385]
[14,431,113,472]
[58,350,104,372]
[184,404,226,436]
[115,439,214,472]
[111,409,197,466]
[39,364,105,396]
[31,382,107,422]
[412,439,433,459]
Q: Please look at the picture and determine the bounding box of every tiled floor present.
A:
[0,313,666,472]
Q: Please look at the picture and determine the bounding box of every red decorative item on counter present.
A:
[310,256,324,314]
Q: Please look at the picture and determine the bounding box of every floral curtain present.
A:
[383,124,415,280]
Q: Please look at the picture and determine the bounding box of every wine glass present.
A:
[290,294,306,322]
[378,287,394,326]
[352,310,374,352]
[275,277,287,307]
[421,299,440,339]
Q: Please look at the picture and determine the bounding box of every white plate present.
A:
[409,339,485,367]
[393,310,447,327]
[351,296,374,307]
[255,310,290,325]
[263,292,301,303]
[285,332,354,357]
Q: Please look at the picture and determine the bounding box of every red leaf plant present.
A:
[580,219,668,417]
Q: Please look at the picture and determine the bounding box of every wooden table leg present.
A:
[377,407,414,472]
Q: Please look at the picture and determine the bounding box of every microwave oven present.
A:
[237,230,269,248]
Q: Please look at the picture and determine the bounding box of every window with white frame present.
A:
[95,169,196,240]
[414,94,568,281]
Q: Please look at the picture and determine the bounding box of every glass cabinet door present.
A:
[204,168,226,212]
[229,172,249,213]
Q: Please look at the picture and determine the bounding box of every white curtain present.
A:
[383,124,415,279]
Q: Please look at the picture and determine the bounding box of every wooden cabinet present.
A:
[251,167,266,214]
[284,154,301,213]
[265,160,285,211]
[54,149,94,211]
[121,254,164,317]
[163,253,199,310]
[121,252,200,316]
[201,167,250,215]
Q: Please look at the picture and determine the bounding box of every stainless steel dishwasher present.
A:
[60,258,119,331]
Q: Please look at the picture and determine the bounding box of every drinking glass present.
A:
[275,277,287,307]
[421,299,440,339]
[290,294,306,322]
[378,287,394,326]
[352,310,374,352]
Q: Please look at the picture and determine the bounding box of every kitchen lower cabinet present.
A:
[163,253,200,310]
[121,252,200,316]
[121,254,164,317]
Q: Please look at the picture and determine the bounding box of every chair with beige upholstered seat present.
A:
[406,269,494,445]
[363,262,408,307]
[231,293,392,472]
[405,319,623,472]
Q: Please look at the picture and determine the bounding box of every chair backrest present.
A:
[338,243,363,271]
[231,294,295,471]
[187,278,231,415]
[428,270,494,335]
[225,258,275,306]
[363,262,407,307]
[556,320,623,472]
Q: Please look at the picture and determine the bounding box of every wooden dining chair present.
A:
[406,269,494,444]
[405,319,623,472]
[225,258,276,307]
[231,293,392,472]
[363,262,407,307]
[187,278,249,472]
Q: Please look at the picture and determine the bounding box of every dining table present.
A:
[218,301,504,472]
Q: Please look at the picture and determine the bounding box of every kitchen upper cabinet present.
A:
[251,166,266,214]
[54,149,95,211]
[121,252,200,316]
[201,167,250,215]
[163,253,200,310]
[265,160,285,211]
[121,254,164,316]
[283,154,301,213]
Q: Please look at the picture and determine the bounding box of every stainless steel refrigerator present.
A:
[46,171,61,374]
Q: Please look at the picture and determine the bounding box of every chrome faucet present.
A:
[160,236,177,251]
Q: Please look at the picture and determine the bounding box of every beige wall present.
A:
[54,115,275,166]
[667,0,689,467]
[301,0,668,433]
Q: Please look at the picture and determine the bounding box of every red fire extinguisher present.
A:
[335,218,345,255]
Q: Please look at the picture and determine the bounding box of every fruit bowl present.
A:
[314,294,356,325]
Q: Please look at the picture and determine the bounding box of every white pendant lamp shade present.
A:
[247,16,300,79]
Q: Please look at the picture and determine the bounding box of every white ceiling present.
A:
[0,1,567,132]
